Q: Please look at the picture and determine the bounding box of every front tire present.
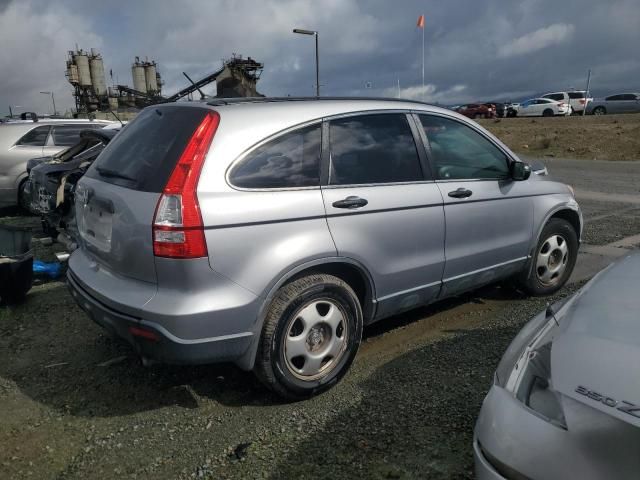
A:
[520,218,578,296]
[593,106,606,115]
[254,274,363,400]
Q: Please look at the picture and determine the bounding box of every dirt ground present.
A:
[478,113,640,161]
[1,156,640,479]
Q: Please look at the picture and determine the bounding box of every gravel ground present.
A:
[1,157,639,479]
[0,279,580,480]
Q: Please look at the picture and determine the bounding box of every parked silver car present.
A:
[0,119,111,208]
[474,253,640,479]
[67,98,582,398]
[586,92,640,115]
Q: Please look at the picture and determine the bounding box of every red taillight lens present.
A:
[153,111,219,259]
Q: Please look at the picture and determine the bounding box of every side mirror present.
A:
[511,162,531,181]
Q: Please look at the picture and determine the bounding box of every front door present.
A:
[416,113,534,298]
[321,112,445,320]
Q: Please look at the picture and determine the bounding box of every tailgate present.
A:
[75,104,214,284]
[76,176,159,283]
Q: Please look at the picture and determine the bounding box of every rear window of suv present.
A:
[568,92,586,99]
[86,106,208,192]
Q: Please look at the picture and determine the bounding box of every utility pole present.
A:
[583,69,591,117]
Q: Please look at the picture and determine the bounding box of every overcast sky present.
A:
[1,0,638,115]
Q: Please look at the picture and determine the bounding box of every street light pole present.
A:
[40,91,57,116]
[293,28,320,97]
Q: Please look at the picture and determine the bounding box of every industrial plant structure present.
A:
[66,48,263,114]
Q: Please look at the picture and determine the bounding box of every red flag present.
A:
[417,14,425,28]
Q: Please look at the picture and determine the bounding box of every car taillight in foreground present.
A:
[153,111,219,259]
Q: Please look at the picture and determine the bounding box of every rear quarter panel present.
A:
[197,106,337,298]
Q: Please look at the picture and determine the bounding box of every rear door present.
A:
[77,106,210,284]
[417,113,533,297]
[321,112,445,319]
[518,100,535,116]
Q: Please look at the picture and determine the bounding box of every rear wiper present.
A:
[95,166,137,182]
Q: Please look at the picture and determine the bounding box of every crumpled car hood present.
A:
[552,254,640,427]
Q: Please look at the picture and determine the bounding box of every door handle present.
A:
[332,196,368,209]
[448,188,473,199]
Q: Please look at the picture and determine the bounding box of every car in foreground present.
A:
[0,119,112,208]
[474,253,640,479]
[67,97,581,399]
[586,93,640,115]
[24,124,121,246]
[511,98,570,117]
[455,103,496,119]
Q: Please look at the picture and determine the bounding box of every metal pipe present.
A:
[293,28,320,97]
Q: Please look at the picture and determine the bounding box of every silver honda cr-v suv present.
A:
[67,98,582,398]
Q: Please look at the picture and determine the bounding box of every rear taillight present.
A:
[580,99,585,104]
[153,111,219,259]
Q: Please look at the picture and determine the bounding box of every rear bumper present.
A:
[67,248,264,368]
[473,438,506,480]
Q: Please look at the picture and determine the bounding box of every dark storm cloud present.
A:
[1,0,638,115]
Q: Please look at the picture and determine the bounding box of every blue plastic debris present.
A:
[33,260,63,279]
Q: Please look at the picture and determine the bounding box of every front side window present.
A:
[230,124,321,189]
[606,95,623,101]
[52,125,94,147]
[419,115,510,180]
[16,126,50,146]
[329,113,422,185]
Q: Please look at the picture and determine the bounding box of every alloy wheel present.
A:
[536,234,569,286]
[283,299,348,380]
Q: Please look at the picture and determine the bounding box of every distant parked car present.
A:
[511,98,570,117]
[474,253,640,480]
[485,102,505,118]
[586,93,640,115]
[456,103,496,119]
[542,91,593,115]
[0,119,112,208]
[67,97,581,399]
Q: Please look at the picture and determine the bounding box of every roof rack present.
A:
[206,96,438,107]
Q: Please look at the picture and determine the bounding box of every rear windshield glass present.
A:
[568,92,585,99]
[86,106,208,192]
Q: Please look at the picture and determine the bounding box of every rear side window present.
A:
[568,92,585,99]
[230,124,321,189]
[329,114,422,185]
[52,125,93,147]
[16,126,50,146]
[545,94,564,101]
[87,107,208,192]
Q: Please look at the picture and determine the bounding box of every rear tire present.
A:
[520,218,578,296]
[17,180,31,213]
[593,106,606,115]
[542,109,554,117]
[254,274,363,400]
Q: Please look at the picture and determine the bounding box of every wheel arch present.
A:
[531,205,582,256]
[236,257,377,371]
